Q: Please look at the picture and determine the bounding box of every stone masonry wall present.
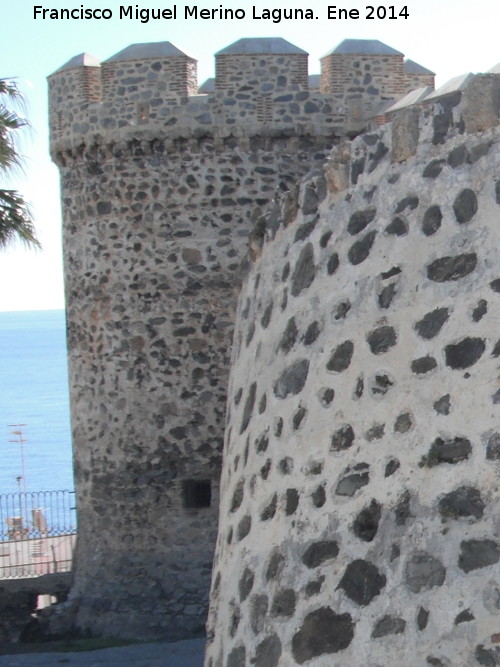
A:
[48,38,436,642]
[205,75,500,666]
[50,46,338,638]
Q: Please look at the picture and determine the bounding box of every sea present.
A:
[0,309,74,496]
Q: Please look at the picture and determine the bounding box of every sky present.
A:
[1,0,499,312]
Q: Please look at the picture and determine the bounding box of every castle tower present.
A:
[403,59,436,94]
[48,37,341,640]
[320,39,406,124]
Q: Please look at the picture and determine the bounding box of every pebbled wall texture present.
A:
[205,75,500,666]
[48,39,345,641]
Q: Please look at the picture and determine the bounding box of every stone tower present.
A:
[47,36,353,640]
[48,36,432,641]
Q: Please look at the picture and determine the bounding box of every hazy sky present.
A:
[2,0,498,311]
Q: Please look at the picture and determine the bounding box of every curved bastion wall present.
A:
[205,74,500,665]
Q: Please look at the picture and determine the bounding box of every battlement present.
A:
[47,37,435,161]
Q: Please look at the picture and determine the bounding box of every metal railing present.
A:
[0,490,77,579]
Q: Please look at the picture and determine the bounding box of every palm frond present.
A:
[0,189,41,249]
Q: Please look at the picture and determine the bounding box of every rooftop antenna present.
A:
[9,424,27,493]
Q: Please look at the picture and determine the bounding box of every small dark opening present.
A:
[183,479,211,509]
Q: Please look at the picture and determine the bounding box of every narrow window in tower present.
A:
[138,103,149,123]
[183,480,212,509]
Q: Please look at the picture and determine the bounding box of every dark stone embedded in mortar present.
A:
[434,394,451,415]
[256,433,269,453]
[279,457,293,474]
[366,325,397,354]
[266,550,284,581]
[423,159,446,179]
[445,337,485,369]
[291,607,355,664]
[353,500,381,542]
[96,200,112,215]
[260,459,271,480]
[227,646,246,667]
[405,552,446,592]
[282,262,290,281]
[368,141,389,173]
[455,609,475,624]
[475,644,500,667]
[302,540,339,568]
[490,279,500,293]
[311,485,326,508]
[261,302,273,329]
[347,208,377,235]
[305,577,324,597]
[411,356,437,374]
[254,633,282,667]
[246,322,256,347]
[496,181,500,205]
[472,299,488,322]
[385,217,408,236]
[320,231,332,248]
[250,594,269,635]
[427,253,477,282]
[294,214,319,242]
[378,282,397,309]
[338,559,386,606]
[414,307,449,339]
[237,515,252,541]
[229,602,241,638]
[303,321,321,345]
[319,387,335,407]
[335,300,351,320]
[278,317,298,354]
[447,143,468,168]
[327,340,354,373]
[421,436,472,467]
[395,490,412,526]
[422,205,443,236]
[453,188,478,224]
[335,463,370,496]
[494,390,500,405]
[390,544,401,561]
[327,253,340,275]
[438,486,485,520]
[385,458,400,477]
[486,433,500,460]
[351,158,365,184]
[331,425,355,451]
[354,375,364,399]
[371,373,395,396]
[239,567,255,602]
[293,406,307,431]
[285,488,300,515]
[394,412,412,433]
[381,266,402,280]
[432,109,452,145]
[271,589,296,617]
[258,393,267,415]
[230,479,244,513]
[459,539,500,573]
[274,359,309,399]
[274,418,283,438]
[291,243,315,296]
[261,493,277,521]
[395,195,419,213]
[366,423,384,441]
[348,230,377,265]
[491,340,500,357]
[240,382,257,433]
[417,607,429,631]
[372,615,406,638]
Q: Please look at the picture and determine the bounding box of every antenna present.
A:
[8,424,28,493]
